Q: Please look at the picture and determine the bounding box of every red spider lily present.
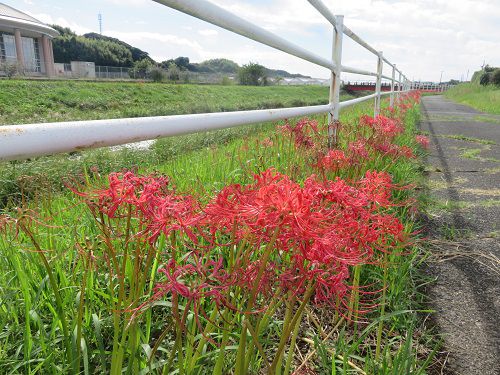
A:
[279,118,319,150]
[347,139,370,161]
[372,140,400,156]
[260,138,274,147]
[371,141,415,160]
[153,256,234,305]
[357,170,394,207]
[415,135,430,149]
[315,149,349,172]
[145,194,201,243]
[360,114,403,142]
[399,145,415,159]
[71,171,170,218]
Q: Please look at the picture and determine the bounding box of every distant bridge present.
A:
[343,81,452,93]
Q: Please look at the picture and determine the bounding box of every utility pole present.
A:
[98,13,103,34]
[439,70,443,84]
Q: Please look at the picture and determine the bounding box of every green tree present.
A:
[197,58,239,73]
[149,67,166,82]
[129,59,153,79]
[491,69,500,86]
[480,72,491,86]
[166,62,181,82]
[238,62,268,86]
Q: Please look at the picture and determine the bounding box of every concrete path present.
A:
[420,95,500,375]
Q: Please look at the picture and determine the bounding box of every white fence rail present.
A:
[0,0,413,162]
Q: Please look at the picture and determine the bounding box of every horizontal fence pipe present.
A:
[342,27,379,56]
[341,65,378,77]
[338,93,377,109]
[0,104,332,162]
[382,57,394,68]
[307,0,337,27]
[154,0,335,71]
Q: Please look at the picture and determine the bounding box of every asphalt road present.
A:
[420,95,500,375]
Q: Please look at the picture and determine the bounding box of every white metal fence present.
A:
[1,0,414,162]
[410,82,453,92]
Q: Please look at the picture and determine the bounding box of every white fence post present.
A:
[374,51,383,117]
[328,14,344,148]
[398,70,402,100]
[390,64,396,107]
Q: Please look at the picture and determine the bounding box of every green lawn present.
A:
[445,83,500,114]
[0,79,337,125]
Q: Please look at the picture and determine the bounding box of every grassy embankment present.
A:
[0,80,436,373]
[445,82,500,114]
[0,79,345,206]
[0,79,333,124]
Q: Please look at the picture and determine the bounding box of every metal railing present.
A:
[95,65,131,79]
[0,0,414,162]
[410,82,452,92]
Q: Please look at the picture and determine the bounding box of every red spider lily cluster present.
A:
[315,92,421,173]
[71,92,421,320]
[62,90,421,371]
[75,166,407,318]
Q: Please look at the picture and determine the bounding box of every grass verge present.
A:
[444,83,500,114]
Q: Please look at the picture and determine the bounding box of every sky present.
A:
[8,0,500,82]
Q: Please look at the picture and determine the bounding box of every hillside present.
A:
[51,25,152,66]
[50,26,310,77]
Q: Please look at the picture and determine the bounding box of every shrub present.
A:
[129,58,153,79]
[0,61,20,78]
[166,62,181,82]
[479,72,491,86]
[238,62,268,86]
[149,67,166,82]
[220,76,232,85]
[491,69,500,86]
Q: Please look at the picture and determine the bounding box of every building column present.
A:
[14,29,24,71]
[41,35,55,77]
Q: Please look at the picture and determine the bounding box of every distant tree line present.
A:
[50,25,311,85]
[477,65,500,86]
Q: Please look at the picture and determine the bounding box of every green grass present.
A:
[445,83,500,114]
[0,79,339,125]
[0,94,438,373]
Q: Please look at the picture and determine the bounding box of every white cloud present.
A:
[18,0,500,81]
[26,12,92,35]
[104,0,147,5]
[106,31,203,51]
[198,29,218,37]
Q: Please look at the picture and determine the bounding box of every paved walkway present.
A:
[420,95,500,375]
